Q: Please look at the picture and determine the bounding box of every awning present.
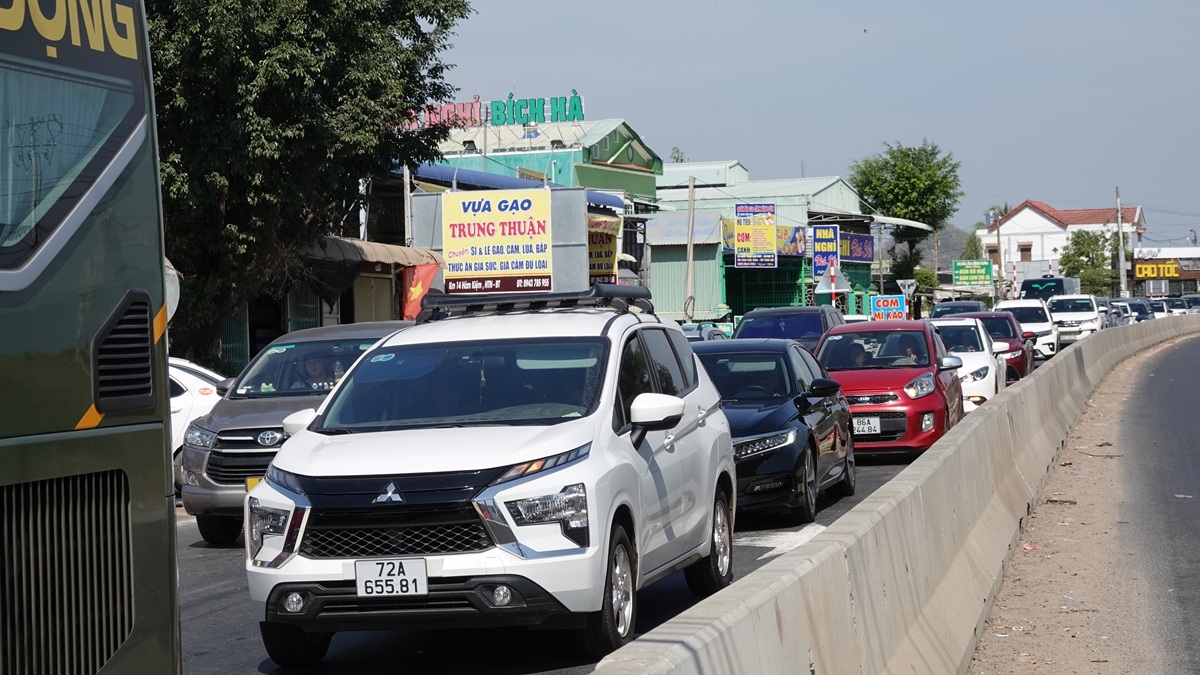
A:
[306,236,443,267]
[410,163,626,211]
[871,215,933,231]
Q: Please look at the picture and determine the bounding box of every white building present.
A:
[978,199,1146,273]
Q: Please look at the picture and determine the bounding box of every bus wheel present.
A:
[196,514,242,545]
[260,622,332,667]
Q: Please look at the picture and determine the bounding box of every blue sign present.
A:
[869,295,908,321]
[812,224,840,279]
[840,232,875,264]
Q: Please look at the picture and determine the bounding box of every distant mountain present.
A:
[916,224,979,271]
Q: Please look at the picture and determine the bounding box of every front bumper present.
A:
[180,444,279,517]
[847,400,947,453]
[1057,326,1098,345]
[261,575,579,632]
[733,442,804,513]
[1034,335,1057,359]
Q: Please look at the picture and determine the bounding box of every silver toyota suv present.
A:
[180,321,411,544]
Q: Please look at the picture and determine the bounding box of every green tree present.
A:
[149,0,472,363]
[1059,230,1116,295]
[849,140,964,278]
[961,226,984,260]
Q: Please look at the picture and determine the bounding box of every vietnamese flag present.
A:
[402,263,440,320]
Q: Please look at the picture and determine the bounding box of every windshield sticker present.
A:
[370,353,395,363]
[267,346,294,354]
[261,383,276,392]
[359,343,374,350]
[237,387,249,394]
[562,411,582,417]
[826,334,843,340]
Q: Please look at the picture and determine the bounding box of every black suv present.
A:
[731,305,844,352]
[929,300,989,318]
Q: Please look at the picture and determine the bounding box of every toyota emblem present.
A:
[257,430,283,446]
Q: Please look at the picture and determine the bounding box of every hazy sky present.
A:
[443,1,1200,244]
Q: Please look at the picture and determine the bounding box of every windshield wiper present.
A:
[316,427,355,435]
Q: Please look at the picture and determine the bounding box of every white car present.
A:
[995,299,1059,359]
[931,318,1007,413]
[168,357,226,490]
[1111,301,1133,325]
[244,286,736,667]
[1046,294,1103,346]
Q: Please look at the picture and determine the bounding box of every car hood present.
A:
[949,351,993,373]
[826,366,930,394]
[1018,321,1053,332]
[194,394,330,432]
[271,420,597,476]
[720,400,798,439]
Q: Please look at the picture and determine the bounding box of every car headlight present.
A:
[505,483,589,547]
[491,444,590,485]
[1080,320,1100,330]
[734,429,797,459]
[266,464,305,494]
[904,372,936,399]
[248,496,291,558]
[960,366,990,383]
[184,424,216,449]
[999,349,1024,360]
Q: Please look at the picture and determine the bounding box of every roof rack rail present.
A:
[416,284,654,324]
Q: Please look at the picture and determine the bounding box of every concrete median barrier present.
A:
[596,317,1200,675]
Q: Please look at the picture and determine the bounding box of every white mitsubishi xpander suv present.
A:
[244,285,735,666]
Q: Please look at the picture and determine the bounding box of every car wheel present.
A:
[828,433,856,498]
[196,514,243,545]
[577,525,637,659]
[259,621,332,667]
[789,445,819,525]
[684,489,734,597]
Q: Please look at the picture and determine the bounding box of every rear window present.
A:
[1005,306,1049,324]
[979,317,1017,339]
[1048,298,1095,313]
[733,313,824,340]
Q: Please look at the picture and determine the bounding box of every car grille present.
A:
[214,427,285,450]
[846,393,899,405]
[853,411,907,443]
[206,451,275,485]
[300,505,493,558]
[1055,320,1080,327]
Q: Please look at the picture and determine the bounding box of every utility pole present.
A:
[1116,186,1127,298]
[986,209,1001,301]
[402,164,413,246]
[684,175,696,321]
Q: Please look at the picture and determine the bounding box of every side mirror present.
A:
[938,355,963,371]
[629,393,685,447]
[1022,331,1037,340]
[992,342,1007,355]
[807,377,841,398]
[216,377,235,397]
[282,409,318,436]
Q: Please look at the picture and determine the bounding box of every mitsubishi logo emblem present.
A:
[374,482,404,504]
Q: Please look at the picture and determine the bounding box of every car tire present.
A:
[196,514,243,545]
[577,525,637,659]
[828,433,856,498]
[789,445,819,525]
[684,489,734,598]
[259,621,332,667]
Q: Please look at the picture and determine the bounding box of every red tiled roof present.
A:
[989,199,1140,231]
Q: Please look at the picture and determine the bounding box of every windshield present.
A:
[1168,298,1187,309]
[1048,298,1095,313]
[319,338,608,431]
[1186,297,1200,308]
[1004,306,1049,324]
[817,330,930,370]
[1149,301,1166,312]
[935,324,984,353]
[979,317,1017,340]
[233,338,377,398]
[930,304,981,318]
[1129,303,1151,317]
[733,313,824,340]
[695,352,795,401]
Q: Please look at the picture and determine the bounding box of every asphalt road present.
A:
[178,460,905,675]
[1117,335,1200,671]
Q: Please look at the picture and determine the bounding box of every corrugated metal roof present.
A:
[658,161,749,188]
[658,176,842,201]
[438,119,626,155]
[409,163,625,210]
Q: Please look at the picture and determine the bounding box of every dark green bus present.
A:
[1,1,180,673]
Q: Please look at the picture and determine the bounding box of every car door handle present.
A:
[170,407,183,414]
[697,407,707,421]
[664,434,676,445]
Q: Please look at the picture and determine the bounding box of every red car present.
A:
[958,312,1036,383]
[814,321,964,454]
